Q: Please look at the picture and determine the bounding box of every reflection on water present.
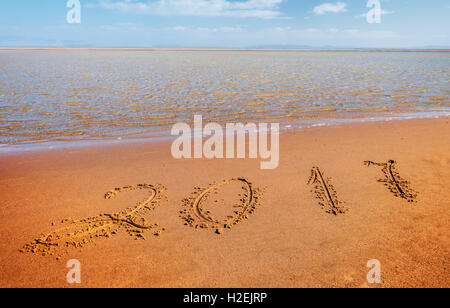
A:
[0,50,449,145]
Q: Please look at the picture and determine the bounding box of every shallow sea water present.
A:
[0,50,449,147]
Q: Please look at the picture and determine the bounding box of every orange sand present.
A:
[0,118,449,288]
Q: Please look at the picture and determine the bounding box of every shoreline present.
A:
[1,113,450,155]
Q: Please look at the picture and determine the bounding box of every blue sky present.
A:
[0,0,449,48]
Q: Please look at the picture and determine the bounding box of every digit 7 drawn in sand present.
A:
[308,167,347,215]
[364,160,417,203]
[180,178,262,234]
[21,184,166,259]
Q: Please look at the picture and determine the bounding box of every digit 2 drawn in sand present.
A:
[308,167,347,215]
[364,160,417,203]
[21,184,166,259]
[180,178,262,235]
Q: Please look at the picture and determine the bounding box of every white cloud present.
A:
[170,25,242,33]
[98,0,285,19]
[146,26,403,48]
[313,2,347,15]
[359,9,395,18]
[172,26,189,31]
[100,22,138,31]
[244,27,401,47]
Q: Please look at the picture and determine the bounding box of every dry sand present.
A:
[0,117,449,288]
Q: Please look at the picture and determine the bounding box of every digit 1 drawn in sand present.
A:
[180,178,262,235]
[364,160,417,203]
[308,167,347,215]
[20,184,166,259]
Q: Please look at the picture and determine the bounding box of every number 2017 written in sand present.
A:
[22,160,417,259]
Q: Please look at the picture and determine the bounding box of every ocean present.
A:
[0,50,449,148]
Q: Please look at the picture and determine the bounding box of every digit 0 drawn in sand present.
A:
[21,184,166,259]
[308,167,347,215]
[180,178,262,235]
[364,160,417,203]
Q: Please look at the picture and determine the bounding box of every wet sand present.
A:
[0,117,449,288]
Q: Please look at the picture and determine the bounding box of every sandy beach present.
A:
[0,117,449,288]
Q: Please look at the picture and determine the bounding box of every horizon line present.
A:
[1,47,449,52]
